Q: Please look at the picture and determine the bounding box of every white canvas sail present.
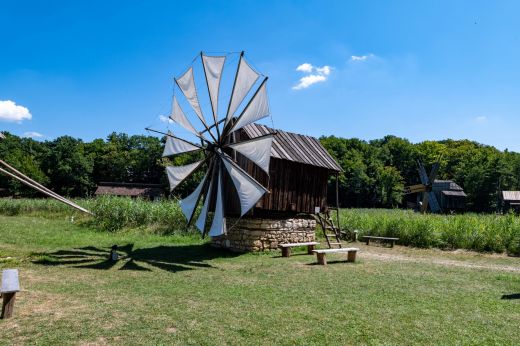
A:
[222,156,268,216]
[162,133,200,157]
[225,57,260,125]
[180,171,208,222]
[230,82,269,132]
[176,67,207,127]
[202,55,226,120]
[227,135,273,173]
[195,178,214,233]
[166,160,203,191]
[170,96,201,138]
[208,167,226,236]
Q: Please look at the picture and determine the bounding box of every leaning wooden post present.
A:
[1,269,20,319]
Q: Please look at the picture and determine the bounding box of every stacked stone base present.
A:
[211,217,316,252]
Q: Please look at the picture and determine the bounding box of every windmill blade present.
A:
[201,54,226,137]
[225,53,260,127]
[228,79,269,134]
[170,96,207,141]
[207,164,227,237]
[195,173,215,233]
[175,67,208,128]
[427,191,442,213]
[166,160,205,191]
[418,161,429,185]
[428,162,440,185]
[225,134,273,174]
[420,192,429,213]
[180,170,209,224]
[221,154,268,216]
[162,133,202,157]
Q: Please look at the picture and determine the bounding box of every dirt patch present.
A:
[361,251,520,273]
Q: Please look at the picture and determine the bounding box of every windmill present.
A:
[404,159,442,213]
[0,131,92,214]
[148,52,273,237]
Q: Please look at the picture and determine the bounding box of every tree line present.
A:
[1,131,520,212]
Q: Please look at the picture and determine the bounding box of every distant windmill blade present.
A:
[427,191,442,213]
[418,162,430,185]
[428,162,440,185]
[161,52,273,237]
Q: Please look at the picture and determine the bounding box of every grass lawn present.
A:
[1,215,519,345]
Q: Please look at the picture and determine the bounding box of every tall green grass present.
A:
[0,197,195,235]
[2,198,520,254]
[340,209,520,255]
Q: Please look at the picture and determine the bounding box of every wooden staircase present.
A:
[315,208,342,248]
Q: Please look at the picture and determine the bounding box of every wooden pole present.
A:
[0,165,92,215]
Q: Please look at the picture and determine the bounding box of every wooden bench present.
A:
[1,269,20,319]
[363,236,399,247]
[312,248,360,265]
[279,242,320,257]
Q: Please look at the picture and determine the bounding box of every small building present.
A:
[94,182,165,200]
[500,191,520,213]
[432,180,467,211]
[214,124,342,252]
[224,123,342,216]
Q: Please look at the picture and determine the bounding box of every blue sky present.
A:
[1,1,520,150]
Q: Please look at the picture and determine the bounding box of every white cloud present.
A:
[0,100,32,123]
[293,63,332,90]
[293,75,327,90]
[23,131,43,138]
[316,66,331,76]
[159,115,173,124]
[350,54,375,62]
[475,116,487,123]
[296,63,313,73]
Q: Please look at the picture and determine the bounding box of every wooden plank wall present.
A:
[223,152,330,215]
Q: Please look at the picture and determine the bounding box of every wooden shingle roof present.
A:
[242,123,342,172]
[94,182,165,198]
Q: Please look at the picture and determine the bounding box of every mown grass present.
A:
[0,215,519,345]
[340,209,520,255]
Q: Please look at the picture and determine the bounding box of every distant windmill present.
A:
[0,131,92,214]
[404,159,442,213]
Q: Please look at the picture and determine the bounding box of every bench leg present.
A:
[390,240,395,248]
[281,247,290,258]
[307,244,315,254]
[316,252,327,265]
[365,239,370,246]
[347,251,357,263]
[1,292,16,319]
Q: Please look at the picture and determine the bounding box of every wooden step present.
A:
[325,234,337,237]
[329,242,342,246]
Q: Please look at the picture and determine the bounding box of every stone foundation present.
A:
[211,217,316,252]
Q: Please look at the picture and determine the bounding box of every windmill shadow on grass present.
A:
[501,293,520,300]
[32,243,239,273]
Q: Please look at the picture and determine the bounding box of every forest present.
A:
[1,131,520,213]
